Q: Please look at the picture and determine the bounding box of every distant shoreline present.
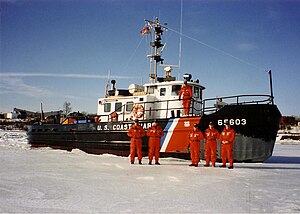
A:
[0,119,28,131]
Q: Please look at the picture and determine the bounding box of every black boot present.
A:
[228,166,234,169]
[219,165,226,168]
[139,160,142,165]
[155,162,160,165]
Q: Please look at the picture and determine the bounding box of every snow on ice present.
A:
[0,130,300,213]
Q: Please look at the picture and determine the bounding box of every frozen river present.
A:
[0,130,299,213]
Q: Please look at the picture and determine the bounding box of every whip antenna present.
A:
[178,0,183,80]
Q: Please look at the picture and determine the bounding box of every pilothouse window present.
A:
[172,85,181,96]
[115,102,122,112]
[126,101,134,112]
[193,87,200,99]
[148,86,155,94]
[160,88,166,96]
[104,103,111,112]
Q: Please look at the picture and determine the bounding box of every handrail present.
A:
[97,94,274,122]
[201,94,273,115]
[203,94,272,103]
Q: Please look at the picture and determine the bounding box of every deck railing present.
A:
[201,94,273,115]
[99,94,273,122]
[30,94,274,129]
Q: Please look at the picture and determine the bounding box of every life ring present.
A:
[110,111,118,122]
[132,104,144,119]
[94,116,101,123]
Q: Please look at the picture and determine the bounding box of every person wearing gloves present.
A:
[219,122,236,169]
[204,122,220,167]
[178,80,193,116]
[188,123,204,167]
[146,120,164,165]
[127,119,145,164]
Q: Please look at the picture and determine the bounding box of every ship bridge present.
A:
[97,73,205,122]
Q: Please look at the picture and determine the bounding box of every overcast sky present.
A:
[1,0,299,116]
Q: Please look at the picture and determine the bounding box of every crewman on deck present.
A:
[204,122,220,167]
[146,120,164,165]
[178,80,193,116]
[219,122,236,169]
[127,119,145,164]
[188,123,204,167]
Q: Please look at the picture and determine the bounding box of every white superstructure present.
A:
[97,74,205,122]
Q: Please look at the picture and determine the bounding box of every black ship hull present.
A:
[27,104,281,162]
[198,104,281,162]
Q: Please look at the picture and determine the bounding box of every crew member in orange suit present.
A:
[188,123,204,167]
[204,122,220,167]
[178,80,193,116]
[127,119,145,164]
[146,120,164,165]
[219,122,236,169]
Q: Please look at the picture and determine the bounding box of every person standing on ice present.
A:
[146,120,164,165]
[204,122,220,167]
[127,119,145,164]
[188,123,204,167]
[178,80,193,116]
[219,122,236,169]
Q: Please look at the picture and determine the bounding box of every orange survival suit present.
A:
[178,82,193,116]
[204,123,220,167]
[188,125,204,167]
[219,124,236,168]
[127,121,145,164]
[146,122,164,165]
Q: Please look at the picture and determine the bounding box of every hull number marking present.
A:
[218,119,246,126]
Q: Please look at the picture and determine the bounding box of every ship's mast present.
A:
[268,70,274,105]
[145,17,167,83]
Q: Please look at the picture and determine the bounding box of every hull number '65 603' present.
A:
[218,118,247,126]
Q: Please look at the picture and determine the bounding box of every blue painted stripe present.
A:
[160,118,174,147]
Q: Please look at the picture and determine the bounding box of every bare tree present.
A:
[63,102,72,115]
